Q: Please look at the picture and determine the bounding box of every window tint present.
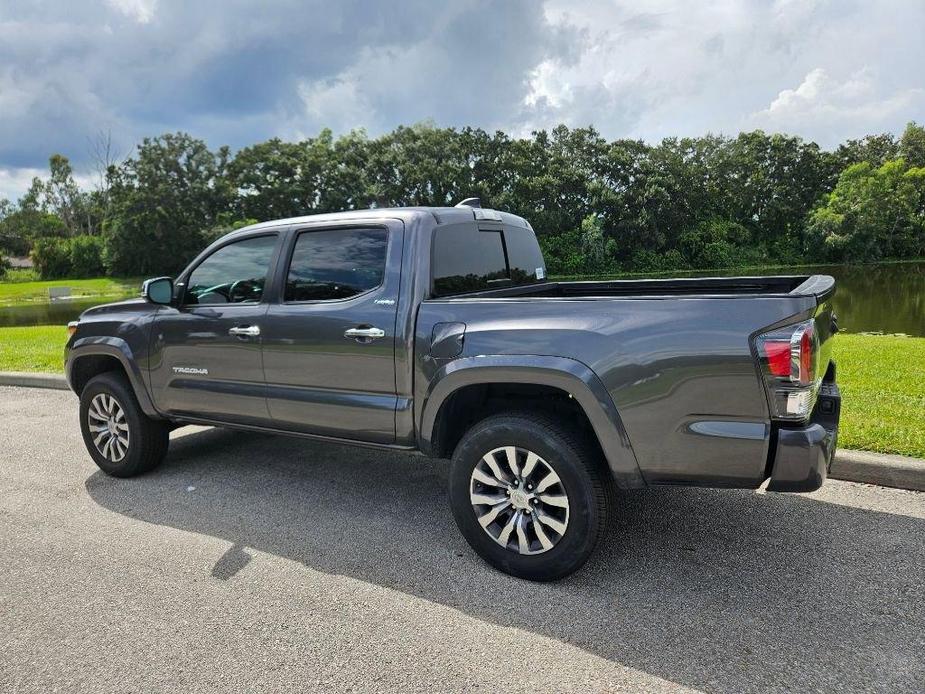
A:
[185,235,277,304]
[432,228,508,296]
[504,226,546,284]
[285,228,388,302]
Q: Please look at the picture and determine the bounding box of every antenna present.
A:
[455,197,482,209]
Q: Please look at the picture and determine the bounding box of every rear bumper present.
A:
[767,381,841,493]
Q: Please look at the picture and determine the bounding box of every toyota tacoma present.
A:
[65,200,841,580]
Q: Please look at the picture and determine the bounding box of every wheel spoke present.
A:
[538,494,569,509]
[472,467,506,487]
[535,470,561,494]
[533,517,554,550]
[93,430,108,447]
[111,438,123,459]
[521,452,540,479]
[481,453,510,484]
[504,446,520,477]
[470,492,509,506]
[535,509,567,535]
[497,512,519,546]
[515,515,530,554]
[477,502,510,529]
[101,435,113,459]
[89,424,109,433]
[116,432,129,448]
[89,402,107,421]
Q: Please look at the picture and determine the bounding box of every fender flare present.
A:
[66,337,160,419]
[419,355,646,489]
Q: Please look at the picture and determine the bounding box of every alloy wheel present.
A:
[469,446,570,555]
[87,393,130,462]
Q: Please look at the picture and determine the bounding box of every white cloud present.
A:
[0,168,43,202]
[751,67,925,138]
[106,0,158,24]
[297,74,373,136]
[519,0,925,145]
[0,167,97,203]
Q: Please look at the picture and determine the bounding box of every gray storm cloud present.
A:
[1,0,923,200]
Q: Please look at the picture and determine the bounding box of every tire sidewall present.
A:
[449,415,603,581]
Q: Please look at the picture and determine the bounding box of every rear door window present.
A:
[285,227,388,302]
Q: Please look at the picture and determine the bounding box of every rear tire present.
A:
[79,372,169,477]
[449,412,609,581]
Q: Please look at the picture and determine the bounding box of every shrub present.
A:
[68,235,105,278]
[678,218,746,269]
[30,235,105,279]
[538,228,585,276]
[628,248,687,273]
[31,237,73,279]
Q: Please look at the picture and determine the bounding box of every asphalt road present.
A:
[1,386,923,693]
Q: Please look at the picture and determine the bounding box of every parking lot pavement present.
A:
[1,386,923,693]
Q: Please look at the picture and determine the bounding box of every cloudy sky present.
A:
[1,0,923,200]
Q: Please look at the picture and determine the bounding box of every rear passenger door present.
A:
[261,222,403,443]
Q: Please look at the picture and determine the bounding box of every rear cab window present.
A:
[431,223,546,297]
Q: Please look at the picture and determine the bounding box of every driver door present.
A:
[148,233,280,425]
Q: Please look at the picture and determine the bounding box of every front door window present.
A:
[185,235,277,305]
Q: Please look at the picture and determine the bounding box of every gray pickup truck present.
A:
[65,200,841,580]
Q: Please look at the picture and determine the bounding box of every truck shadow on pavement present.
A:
[85,427,924,693]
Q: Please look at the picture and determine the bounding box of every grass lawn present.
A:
[0,325,68,372]
[0,326,922,458]
[0,276,140,304]
[834,333,925,459]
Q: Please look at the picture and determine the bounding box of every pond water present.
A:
[703,261,925,337]
[565,261,924,337]
[0,293,137,328]
[1,262,922,336]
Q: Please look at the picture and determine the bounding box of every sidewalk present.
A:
[2,371,923,492]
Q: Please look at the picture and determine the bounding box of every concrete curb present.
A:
[0,372,922,491]
[830,449,925,492]
[0,371,69,391]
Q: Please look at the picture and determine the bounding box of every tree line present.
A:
[1,122,923,280]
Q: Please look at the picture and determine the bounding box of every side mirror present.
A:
[142,277,174,305]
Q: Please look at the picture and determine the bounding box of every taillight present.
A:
[755,319,820,420]
[762,340,791,377]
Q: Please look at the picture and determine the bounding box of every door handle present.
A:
[228,325,261,337]
[344,326,385,341]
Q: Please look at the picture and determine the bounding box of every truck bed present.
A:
[454,275,835,301]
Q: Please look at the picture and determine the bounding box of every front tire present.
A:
[449,412,609,581]
[79,372,169,477]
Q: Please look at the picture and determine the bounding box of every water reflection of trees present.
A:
[830,263,924,336]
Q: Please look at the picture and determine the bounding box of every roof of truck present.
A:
[227,205,531,238]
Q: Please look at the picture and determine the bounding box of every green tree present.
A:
[105,133,233,275]
[579,214,609,271]
[899,122,925,169]
[806,158,925,261]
